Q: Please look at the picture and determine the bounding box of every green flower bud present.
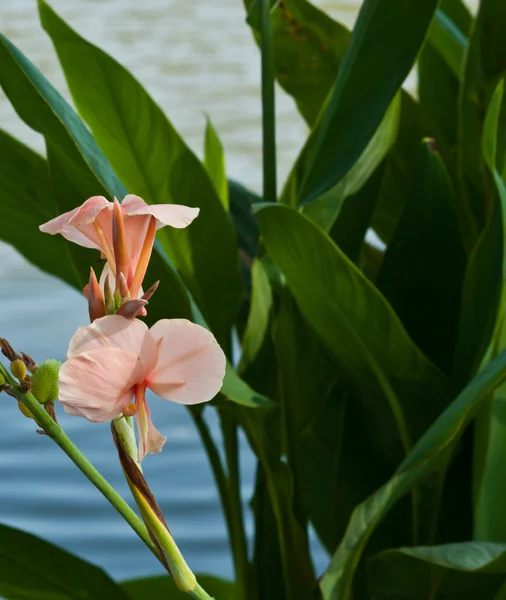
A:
[10,359,27,382]
[0,373,5,387]
[30,359,61,404]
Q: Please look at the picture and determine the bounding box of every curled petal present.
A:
[147,319,226,405]
[135,390,166,462]
[68,196,110,225]
[67,315,158,380]
[121,194,199,229]
[59,347,137,422]
[39,207,100,250]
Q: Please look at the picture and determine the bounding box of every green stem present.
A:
[260,0,277,202]
[9,385,158,559]
[220,409,251,600]
[190,407,250,599]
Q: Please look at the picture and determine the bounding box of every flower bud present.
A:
[30,359,61,404]
[18,400,35,420]
[10,359,27,382]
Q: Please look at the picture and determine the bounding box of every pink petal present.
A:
[121,194,199,230]
[135,397,166,462]
[68,196,110,225]
[67,315,158,381]
[59,347,138,422]
[39,207,100,250]
[147,319,226,405]
[68,196,113,251]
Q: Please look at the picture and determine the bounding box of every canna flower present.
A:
[40,195,199,299]
[59,315,226,461]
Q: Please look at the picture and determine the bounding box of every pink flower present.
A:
[40,195,199,298]
[59,315,226,461]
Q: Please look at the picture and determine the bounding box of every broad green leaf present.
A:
[256,204,447,451]
[299,0,440,205]
[0,33,193,325]
[300,93,401,231]
[368,542,506,599]
[418,0,471,149]
[0,129,88,289]
[320,350,506,600]
[221,361,272,407]
[473,80,506,541]
[273,294,339,551]
[239,259,273,371]
[122,575,236,600]
[458,0,506,230]
[0,523,128,600]
[376,140,467,374]
[244,0,350,126]
[39,1,243,348]
[426,8,469,79]
[204,118,228,210]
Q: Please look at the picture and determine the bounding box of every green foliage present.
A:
[3,1,506,599]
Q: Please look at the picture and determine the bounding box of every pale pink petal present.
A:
[66,315,158,381]
[123,214,152,278]
[135,397,166,461]
[122,194,199,230]
[68,196,112,250]
[147,319,226,405]
[40,207,100,250]
[59,347,137,422]
[68,196,110,225]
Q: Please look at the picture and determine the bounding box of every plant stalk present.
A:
[260,0,277,202]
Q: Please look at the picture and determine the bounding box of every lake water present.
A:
[0,0,477,586]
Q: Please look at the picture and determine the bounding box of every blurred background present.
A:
[0,0,477,584]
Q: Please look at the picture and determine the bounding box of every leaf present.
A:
[298,0,440,205]
[376,139,467,374]
[256,204,447,451]
[0,129,87,288]
[244,0,350,126]
[368,542,506,599]
[239,259,273,371]
[426,8,469,79]
[0,523,128,600]
[472,80,506,542]
[39,0,243,348]
[122,575,236,600]
[300,92,401,231]
[221,361,273,408]
[418,1,471,149]
[458,0,506,231]
[204,118,228,210]
[320,349,506,600]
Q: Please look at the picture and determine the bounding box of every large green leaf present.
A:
[39,0,243,348]
[244,0,350,127]
[473,80,506,542]
[376,139,467,373]
[458,0,506,230]
[298,0,440,205]
[204,118,228,210]
[0,129,88,289]
[418,1,471,149]
[122,575,236,600]
[257,204,447,452]
[368,542,506,599]
[0,523,128,600]
[320,349,506,600]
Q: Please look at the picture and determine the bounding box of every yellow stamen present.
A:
[123,403,138,417]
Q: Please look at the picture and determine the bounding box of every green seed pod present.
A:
[0,373,5,387]
[30,359,61,404]
[10,359,27,382]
